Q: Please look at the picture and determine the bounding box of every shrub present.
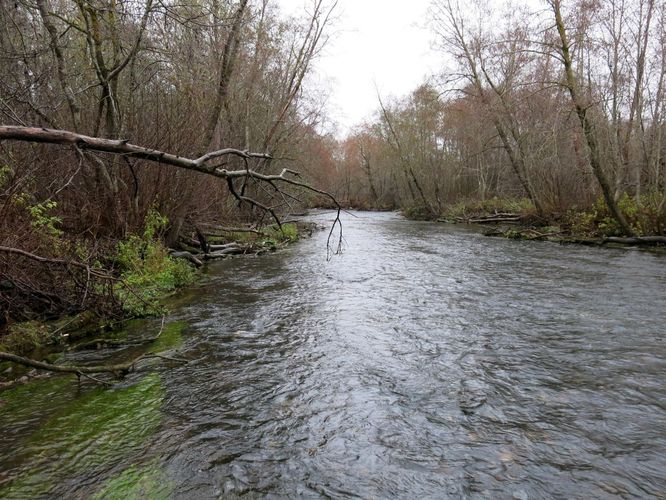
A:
[403,204,436,220]
[115,209,196,316]
[441,197,535,220]
[564,192,666,237]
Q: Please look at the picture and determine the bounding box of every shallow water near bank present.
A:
[1,211,666,498]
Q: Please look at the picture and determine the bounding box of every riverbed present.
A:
[1,211,665,498]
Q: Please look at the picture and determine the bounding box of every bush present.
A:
[403,204,437,220]
[115,209,196,316]
[441,197,535,220]
[565,192,666,237]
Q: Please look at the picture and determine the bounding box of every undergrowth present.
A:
[437,197,535,221]
[114,209,196,316]
[564,192,666,237]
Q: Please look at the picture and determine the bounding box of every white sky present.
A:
[277,0,442,135]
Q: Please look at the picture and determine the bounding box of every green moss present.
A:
[0,373,165,498]
[0,375,74,426]
[0,321,52,355]
[93,460,174,500]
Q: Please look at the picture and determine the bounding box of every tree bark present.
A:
[550,0,635,236]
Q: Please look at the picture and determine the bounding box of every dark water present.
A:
[1,211,666,499]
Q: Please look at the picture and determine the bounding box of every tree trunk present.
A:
[551,0,635,236]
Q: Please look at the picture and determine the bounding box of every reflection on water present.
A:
[1,211,666,498]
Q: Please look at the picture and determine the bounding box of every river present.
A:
[1,211,665,498]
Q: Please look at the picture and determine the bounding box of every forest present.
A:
[1,0,666,339]
[0,0,338,334]
[328,0,666,237]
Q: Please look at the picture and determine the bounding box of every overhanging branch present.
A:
[0,125,343,258]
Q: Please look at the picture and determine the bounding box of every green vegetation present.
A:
[261,223,299,247]
[115,209,197,316]
[28,200,63,238]
[0,373,165,497]
[0,321,50,355]
[438,194,666,244]
[439,198,536,221]
[403,205,437,221]
[0,215,306,358]
[93,460,174,500]
[564,193,666,238]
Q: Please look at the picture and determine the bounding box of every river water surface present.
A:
[1,211,666,498]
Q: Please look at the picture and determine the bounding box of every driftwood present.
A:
[485,229,666,247]
[172,242,248,262]
[205,247,245,260]
[203,226,266,236]
[209,243,243,251]
[441,213,525,224]
[0,351,144,377]
[468,214,523,224]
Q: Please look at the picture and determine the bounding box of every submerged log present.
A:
[0,351,142,378]
[0,318,187,385]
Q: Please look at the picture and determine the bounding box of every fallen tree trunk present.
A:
[200,226,266,236]
[0,351,142,376]
[168,250,204,267]
[209,243,243,251]
[469,216,522,224]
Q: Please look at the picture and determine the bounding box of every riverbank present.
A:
[2,210,664,497]
[429,197,666,249]
[0,220,318,384]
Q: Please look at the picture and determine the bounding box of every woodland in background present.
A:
[322,0,666,237]
[0,0,336,325]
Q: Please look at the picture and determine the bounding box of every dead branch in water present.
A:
[0,317,174,385]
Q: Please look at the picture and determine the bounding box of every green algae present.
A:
[93,460,174,500]
[151,321,186,353]
[0,373,165,498]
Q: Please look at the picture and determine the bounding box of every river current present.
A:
[1,211,665,498]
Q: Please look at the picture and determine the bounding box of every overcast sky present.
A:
[277,0,442,135]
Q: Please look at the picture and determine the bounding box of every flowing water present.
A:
[1,211,666,499]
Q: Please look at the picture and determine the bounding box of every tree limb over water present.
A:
[0,125,343,258]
